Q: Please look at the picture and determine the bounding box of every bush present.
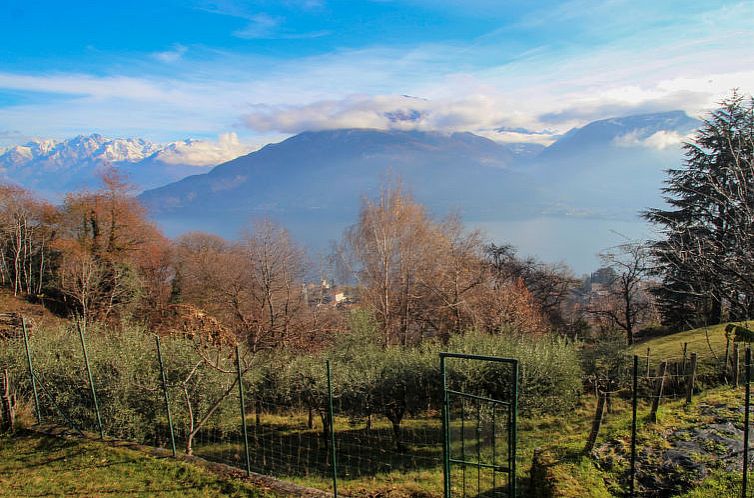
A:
[0,324,242,445]
[446,331,583,415]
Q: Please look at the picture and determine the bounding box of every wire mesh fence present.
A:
[5,318,754,498]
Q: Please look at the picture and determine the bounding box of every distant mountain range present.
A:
[140,110,698,224]
[139,128,532,221]
[0,134,233,198]
[0,111,701,271]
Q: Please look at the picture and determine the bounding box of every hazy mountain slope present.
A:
[530,111,700,218]
[139,129,532,225]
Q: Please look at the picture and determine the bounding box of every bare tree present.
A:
[589,243,656,344]
[0,185,56,296]
[341,181,550,343]
[485,243,578,333]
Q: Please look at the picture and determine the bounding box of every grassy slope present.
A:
[632,321,754,361]
[540,387,750,497]
[0,431,279,497]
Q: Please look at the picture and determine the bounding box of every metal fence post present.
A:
[235,344,251,477]
[326,359,338,498]
[630,355,638,498]
[441,354,451,498]
[511,359,518,498]
[155,335,177,458]
[77,320,103,439]
[21,317,42,424]
[686,353,698,405]
[743,346,751,498]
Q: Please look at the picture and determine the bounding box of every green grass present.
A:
[192,411,446,497]
[538,386,751,497]
[189,402,617,497]
[632,321,754,362]
[0,431,279,497]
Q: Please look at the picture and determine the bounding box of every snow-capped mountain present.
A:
[0,134,250,199]
[1,134,160,169]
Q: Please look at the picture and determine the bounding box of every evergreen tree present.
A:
[644,91,754,329]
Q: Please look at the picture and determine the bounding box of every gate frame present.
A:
[440,352,519,498]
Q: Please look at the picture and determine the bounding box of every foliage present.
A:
[581,329,631,393]
[726,323,754,343]
[446,331,583,415]
[645,91,754,328]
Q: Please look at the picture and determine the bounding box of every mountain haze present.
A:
[0,111,701,271]
[140,128,534,224]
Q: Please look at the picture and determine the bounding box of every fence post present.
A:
[21,317,42,424]
[743,347,751,498]
[511,359,519,498]
[155,335,177,458]
[630,355,638,498]
[645,348,651,378]
[441,355,451,498]
[76,320,103,439]
[734,343,740,388]
[326,359,338,498]
[649,361,667,423]
[725,334,731,380]
[235,344,251,477]
[682,343,688,374]
[583,390,606,454]
[685,353,698,405]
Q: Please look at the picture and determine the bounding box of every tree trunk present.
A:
[1,369,16,433]
[391,419,405,452]
[185,432,194,456]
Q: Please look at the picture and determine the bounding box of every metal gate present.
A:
[441,352,518,498]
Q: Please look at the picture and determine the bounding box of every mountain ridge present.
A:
[0,133,252,198]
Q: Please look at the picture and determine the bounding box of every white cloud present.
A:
[153,44,188,63]
[0,1,753,145]
[156,132,255,166]
[234,14,281,39]
[613,130,687,150]
[242,93,544,135]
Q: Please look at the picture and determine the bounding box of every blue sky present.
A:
[1,0,753,155]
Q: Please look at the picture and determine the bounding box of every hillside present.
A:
[533,386,749,497]
[631,321,752,363]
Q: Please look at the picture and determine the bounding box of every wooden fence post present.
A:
[584,391,606,454]
[685,353,698,405]
[649,361,667,423]
[733,343,740,388]
[724,333,731,378]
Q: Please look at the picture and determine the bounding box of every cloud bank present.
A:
[157,133,255,166]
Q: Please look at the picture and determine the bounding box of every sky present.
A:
[1,0,753,161]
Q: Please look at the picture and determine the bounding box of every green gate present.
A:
[441,352,518,498]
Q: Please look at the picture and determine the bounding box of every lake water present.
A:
[157,213,654,276]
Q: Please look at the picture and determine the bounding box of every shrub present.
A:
[446,331,583,415]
